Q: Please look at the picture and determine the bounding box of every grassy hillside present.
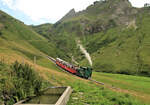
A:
[81,9,150,77]
[0,0,150,104]
[0,9,67,104]
[32,0,150,76]
[92,72,150,104]
[30,23,53,39]
[0,10,62,63]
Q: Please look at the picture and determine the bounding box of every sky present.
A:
[0,0,150,25]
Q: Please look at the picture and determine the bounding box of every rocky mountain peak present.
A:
[59,8,76,22]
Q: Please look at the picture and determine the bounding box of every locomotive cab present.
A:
[76,67,92,79]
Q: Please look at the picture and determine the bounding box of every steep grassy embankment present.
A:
[0,10,62,66]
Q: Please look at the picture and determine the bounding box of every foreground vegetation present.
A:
[0,59,148,105]
[67,80,145,105]
[0,61,50,105]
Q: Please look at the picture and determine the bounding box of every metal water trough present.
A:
[14,86,72,105]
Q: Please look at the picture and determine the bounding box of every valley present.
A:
[0,0,150,105]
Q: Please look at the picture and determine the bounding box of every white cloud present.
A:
[1,0,150,24]
[1,0,96,23]
[1,0,15,9]
[129,0,150,7]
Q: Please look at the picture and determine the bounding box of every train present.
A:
[56,58,92,79]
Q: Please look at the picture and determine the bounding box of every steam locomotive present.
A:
[56,58,92,79]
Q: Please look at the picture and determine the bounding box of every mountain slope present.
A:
[0,2,150,105]
[82,8,150,76]
[32,0,150,76]
[0,10,61,66]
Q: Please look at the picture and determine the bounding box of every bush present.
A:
[94,63,115,73]
[117,69,134,75]
[12,61,42,95]
[139,64,150,77]
[0,31,2,36]
[1,61,43,105]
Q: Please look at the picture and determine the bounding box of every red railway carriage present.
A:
[56,58,77,74]
[55,58,92,79]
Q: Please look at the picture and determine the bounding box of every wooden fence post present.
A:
[22,58,24,65]
[34,56,36,64]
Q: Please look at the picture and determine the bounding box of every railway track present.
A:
[46,56,56,63]
[46,56,105,86]
[45,56,148,102]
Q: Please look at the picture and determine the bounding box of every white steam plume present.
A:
[77,40,92,66]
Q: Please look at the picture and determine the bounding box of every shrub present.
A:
[94,63,115,73]
[12,61,42,95]
[1,61,43,105]
[139,64,150,77]
[0,31,2,36]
